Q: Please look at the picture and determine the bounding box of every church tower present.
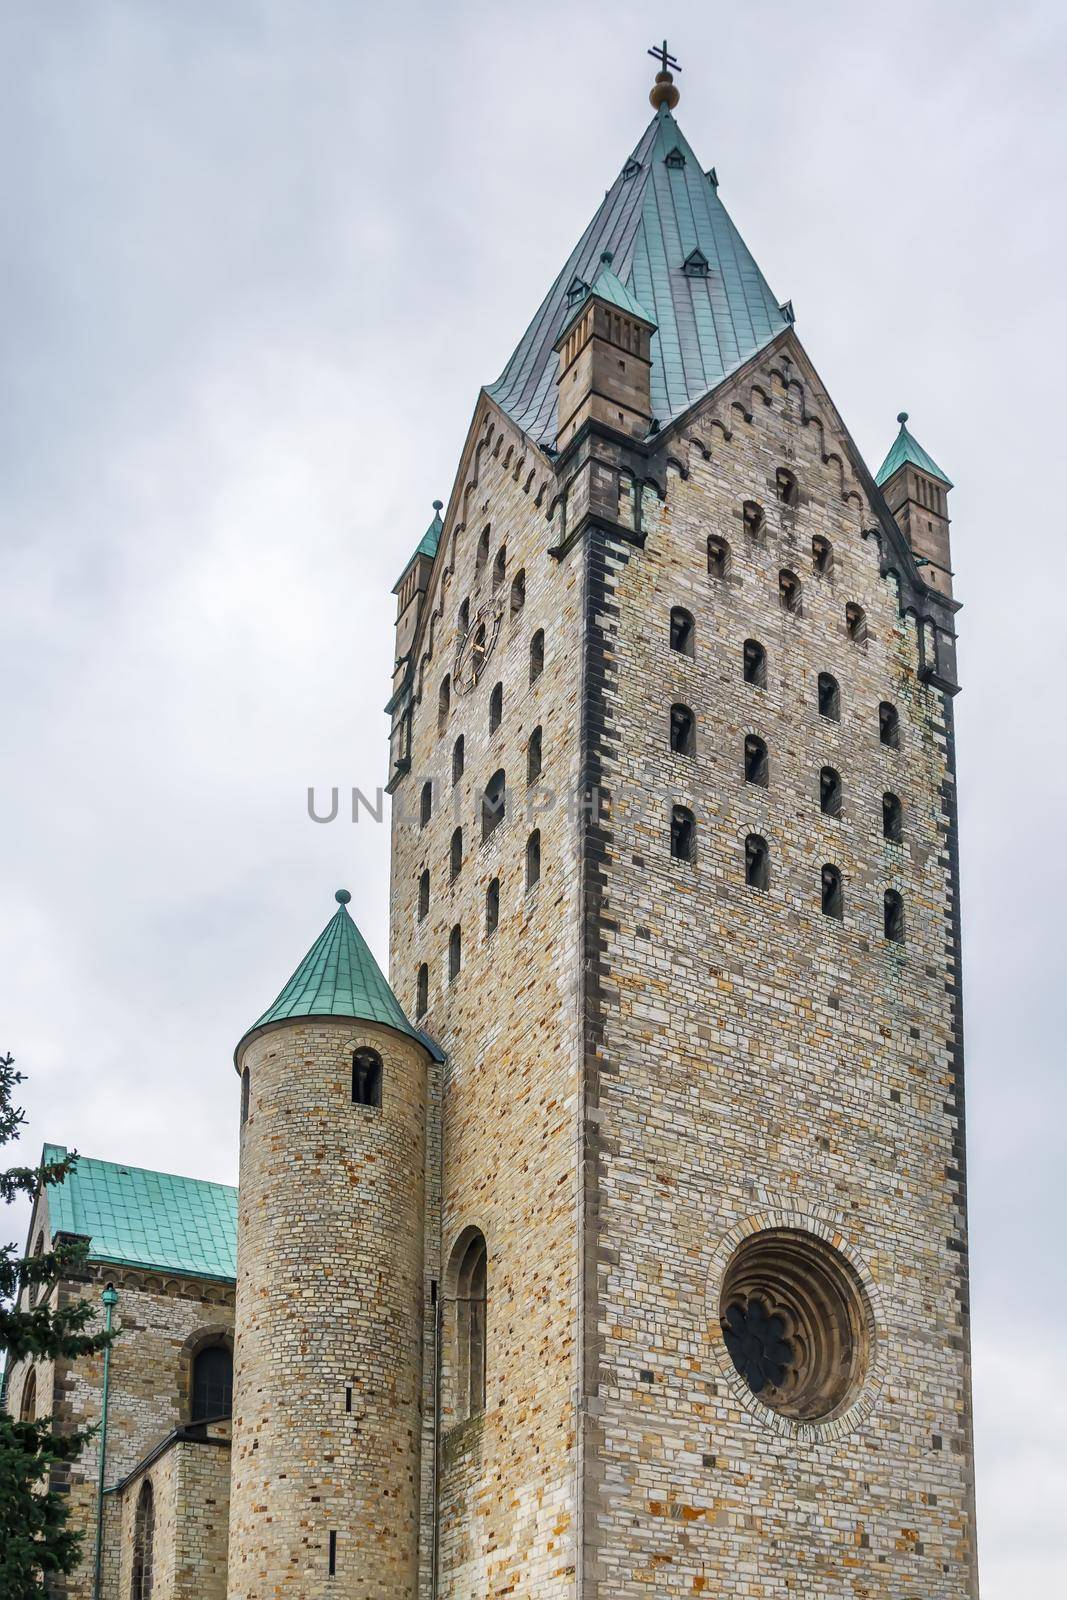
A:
[383,49,976,1600]
[228,891,435,1599]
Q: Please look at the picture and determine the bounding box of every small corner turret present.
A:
[387,499,444,787]
[553,252,657,453]
[876,412,955,599]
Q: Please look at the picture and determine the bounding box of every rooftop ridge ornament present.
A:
[647,39,681,110]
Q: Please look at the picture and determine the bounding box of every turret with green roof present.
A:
[876,411,956,599]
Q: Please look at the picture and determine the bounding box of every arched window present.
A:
[416,963,428,1018]
[352,1049,382,1109]
[845,602,867,643]
[527,726,543,784]
[707,535,730,579]
[448,924,462,981]
[879,701,900,749]
[240,1068,250,1127]
[19,1367,36,1422]
[450,826,463,882]
[482,770,505,841]
[884,889,905,943]
[670,704,695,755]
[743,639,767,688]
[488,682,503,734]
[525,830,541,891]
[452,735,465,786]
[492,545,506,589]
[420,780,433,829]
[883,792,903,842]
[418,868,430,921]
[812,535,833,575]
[132,1480,155,1600]
[779,569,802,615]
[485,878,499,938]
[670,607,694,657]
[438,674,451,732]
[745,834,769,891]
[744,734,768,787]
[776,467,799,507]
[820,767,842,817]
[449,1229,487,1422]
[510,570,526,615]
[457,597,470,635]
[818,672,840,720]
[671,805,695,862]
[529,629,545,684]
[821,864,843,920]
[742,499,764,538]
[191,1345,233,1421]
[475,527,490,577]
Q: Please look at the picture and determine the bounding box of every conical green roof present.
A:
[236,890,421,1061]
[489,103,788,445]
[876,412,952,488]
[560,255,657,340]
[393,500,444,592]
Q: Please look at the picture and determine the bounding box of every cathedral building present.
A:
[4,52,978,1599]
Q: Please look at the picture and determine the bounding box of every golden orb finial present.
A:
[647,40,681,111]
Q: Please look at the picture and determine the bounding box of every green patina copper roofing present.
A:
[41,1144,237,1281]
[236,889,421,1060]
[393,500,444,591]
[488,103,788,446]
[876,412,952,488]
[560,254,656,340]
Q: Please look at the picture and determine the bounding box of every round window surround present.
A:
[717,1228,872,1423]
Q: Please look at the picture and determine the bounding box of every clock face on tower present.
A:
[454,600,503,695]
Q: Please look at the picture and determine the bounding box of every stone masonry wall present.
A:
[390,405,586,1598]
[229,1018,427,1599]
[115,1423,230,1600]
[578,345,977,1596]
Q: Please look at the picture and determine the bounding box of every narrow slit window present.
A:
[525,829,541,891]
[328,1531,337,1577]
[530,629,545,683]
[451,1230,487,1421]
[492,545,506,589]
[352,1049,382,1108]
[132,1481,155,1600]
[879,701,900,748]
[745,833,770,890]
[743,639,767,687]
[482,770,506,841]
[779,569,802,615]
[707,535,730,579]
[448,924,462,981]
[527,726,543,783]
[818,671,840,720]
[671,805,695,862]
[420,780,433,828]
[240,1067,250,1126]
[884,889,905,943]
[744,734,769,787]
[452,735,465,786]
[458,597,470,635]
[821,863,843,920]
[812,535,833,575]
[416,963,428,1017]
[670,704,695,755]
[438,674,451,732]
[742,500,765,538]
[883,792,903,842]
[670,607,695,657]
[450,826,463,882]
[776,467,799,507]
[485,877,499,938]
[820,766,842,817]
[489,681,503,734]
[476,527,490,577]
[510,570,526,615]
[845,602,867,643]
[418,868,430,921]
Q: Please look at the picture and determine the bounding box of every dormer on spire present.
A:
[876,413,955,598]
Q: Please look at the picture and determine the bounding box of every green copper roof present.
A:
[489,104,788,446]
[560,255,656,339]
[41,1144,236,1281]
[876,412,952,488]
[393,500,444,591]
[237,889,421,1059]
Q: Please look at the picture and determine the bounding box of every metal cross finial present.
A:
[647,40,681,74]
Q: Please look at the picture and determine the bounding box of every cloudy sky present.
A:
[3,1,1065,1589]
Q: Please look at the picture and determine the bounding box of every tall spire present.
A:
[487,97,787,448]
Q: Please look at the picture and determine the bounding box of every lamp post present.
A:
[91,1283,118,1600]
